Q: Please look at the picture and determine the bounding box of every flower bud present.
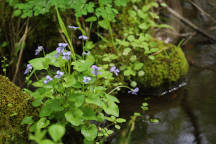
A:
[138,71,145,77]
[130,81,137,88]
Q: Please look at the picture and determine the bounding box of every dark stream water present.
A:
[111,1,216,143]
[112,42,216,144]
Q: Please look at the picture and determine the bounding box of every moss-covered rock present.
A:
[135,40,189,87]
[94,39,189,88]
[0,75,37,144]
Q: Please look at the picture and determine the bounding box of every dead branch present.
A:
[189,0,216,24]
[166,5,216,42]
[12,19,30,83]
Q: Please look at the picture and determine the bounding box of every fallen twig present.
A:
[189,0,216,24]
[166,5,216,42]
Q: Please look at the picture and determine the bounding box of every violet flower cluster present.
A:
[24,64,32,74]
[44,75,53,84]
[78,35,88,40]
[68,25,79,30]
[91,65,101,76]
[35,46,43,55]
[83,76,91,84]
[62,51,71,60]
[128,87,139,95]
[110,66,120,76]
[54,70,64,79]
[55,43,68,58]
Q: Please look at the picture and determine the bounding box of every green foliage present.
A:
[22,10,132,143]
[0,56,9,75]
[7,0,128,19]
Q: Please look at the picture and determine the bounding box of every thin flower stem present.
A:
[108,86,131,95]
[76,17,86,35]
[68,61,71,74]
[108,22,117,54]
[34,72,39,81]
[42,48,46,57]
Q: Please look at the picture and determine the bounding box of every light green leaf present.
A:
[82,107,97,120]
[98,20,109,30]
[29,57,49,70]
[63,74,82,88]
[148,55,155,60]
[72,60,92,72]
[65,109,83,126]
[68,93,85,107]
[39,99,64,117]
[41,139,54,144]
[13,9,21,17]
[45,51,66,67]
[150,119,159,123]
[139,23,149,30]
[103,101,119,117]
[81,124,97,141]
[124,68,136,76]
[134,62,144,70]
[114,0,128,6]
[123,48,131,56]
[128,10,136,17]
[115,124,120,129]
[48,124,65,142]
[85,16,97,22]
[21,116,34,125]
[116,118,126,123]
[36,118,50,130]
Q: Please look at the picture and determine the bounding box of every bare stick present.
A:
[166,6,216,41]
[12,19,29,83]
[189,0,216,24]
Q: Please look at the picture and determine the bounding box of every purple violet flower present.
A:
[83,76,91,84]
[55,43,67,58]
[128,87,139,95]
[54,70,64,79]
[58,43,68,47]
[110,66,120,76]
[44,75,53,84]
[82,51,90,56]
[56,47,65,54]
[78,35,88,40]
[68,25,79,30]
[62,51,71,60]
[24,64,32,74]
[91,65,101,76]
[35,46,43,55]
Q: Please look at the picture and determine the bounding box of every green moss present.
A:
[0,75,37,144]
[136,40,189,87]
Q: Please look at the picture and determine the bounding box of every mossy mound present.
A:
[135,40,189,87]
[0,75,37,144]
[92,0,189,88]
[94,39,189,88]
